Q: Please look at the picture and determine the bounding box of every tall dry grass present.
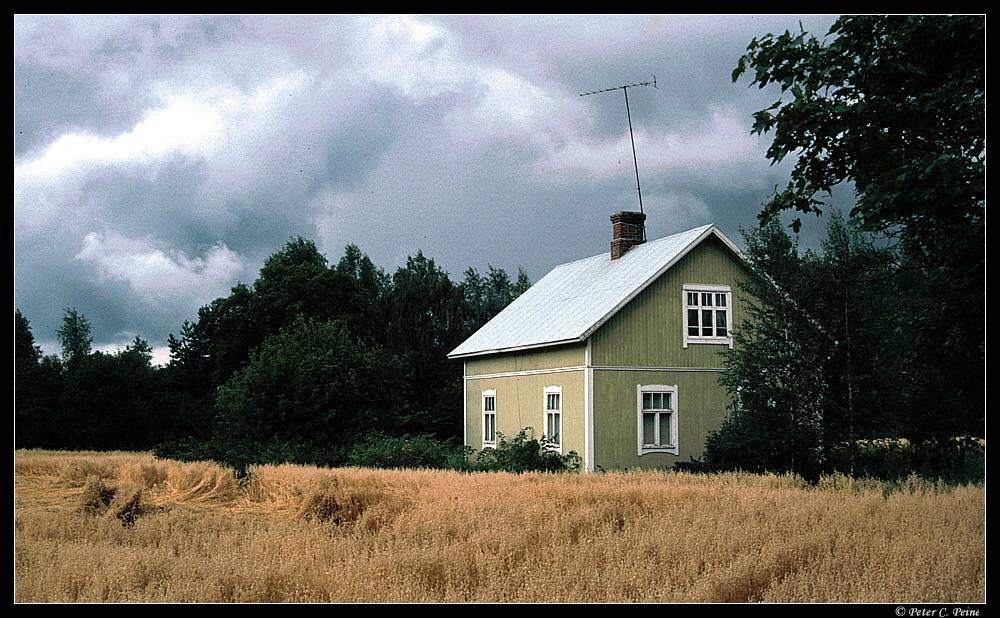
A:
[14,449,985,603]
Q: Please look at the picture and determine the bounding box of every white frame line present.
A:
[682,283,733,349]
[543,385,563,455]
[636,383,679,456]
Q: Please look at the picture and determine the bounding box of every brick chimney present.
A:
[610,211,646,260]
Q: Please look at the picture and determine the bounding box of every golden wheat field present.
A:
[14,450,985,603]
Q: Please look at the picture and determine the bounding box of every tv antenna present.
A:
[579,76,657,215]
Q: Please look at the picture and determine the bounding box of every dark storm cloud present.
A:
[14,14,843,363]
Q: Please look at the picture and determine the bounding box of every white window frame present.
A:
[637,384,679,456]
[682,284,733,349]
[482,389,497,449]
[542,385,563,454]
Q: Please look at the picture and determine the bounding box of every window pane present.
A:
[642,392,652,410]
[642,413,655,445]
[702,293,712,306]
[688,309,699,327]
[553,394,560,410]
[663,393,671,410]
[687,292,697,305]
[550,414,560,443]
[702,310,713,336]
[716,293,726,307]
[659,413,671,445]
[716,310,727,337]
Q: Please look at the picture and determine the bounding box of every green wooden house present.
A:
[448,212,753,472]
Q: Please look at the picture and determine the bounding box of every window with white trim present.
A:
[637,384,678,455]
[543,386,562,452]
[482,390,496,448]
[683,284,733,348]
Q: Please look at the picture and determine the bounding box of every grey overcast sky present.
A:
[15,14,850,364]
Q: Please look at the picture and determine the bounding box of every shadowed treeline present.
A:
[15,240,531,468]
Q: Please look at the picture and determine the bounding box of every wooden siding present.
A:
[592,369,730,470]
[465,370,585,459]
[464,342,586,376]
[590,235,753,368]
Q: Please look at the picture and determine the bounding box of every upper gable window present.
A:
[683,284,733,348]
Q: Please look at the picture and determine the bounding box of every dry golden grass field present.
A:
[14,449,985,603]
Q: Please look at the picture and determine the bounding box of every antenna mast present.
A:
[580,76,657,216]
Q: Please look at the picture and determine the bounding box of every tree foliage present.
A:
[17,231,531,468]
[706,220,829,480]
[152,240,531,468]
[733,15,984,242]
[15,310,43,448]
[210,317,404,470]
[56,307,92,366]
[708,16,985,481]
[706,212,982,482]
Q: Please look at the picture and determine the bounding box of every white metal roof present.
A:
[448,223,744,358]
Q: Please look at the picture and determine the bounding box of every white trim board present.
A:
[584,338,594,473]
[464,366,586,380]
[465,365,725,380]
[448,338,582,359]
[592,366,726,373]
[463,361,468,446]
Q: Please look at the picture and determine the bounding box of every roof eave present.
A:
[446,337,585,360]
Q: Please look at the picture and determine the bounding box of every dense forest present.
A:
[15,241,539,469]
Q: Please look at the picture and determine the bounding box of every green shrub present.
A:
[346,434,473,470]
[475,430,581,473]
[156,430,583,475]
